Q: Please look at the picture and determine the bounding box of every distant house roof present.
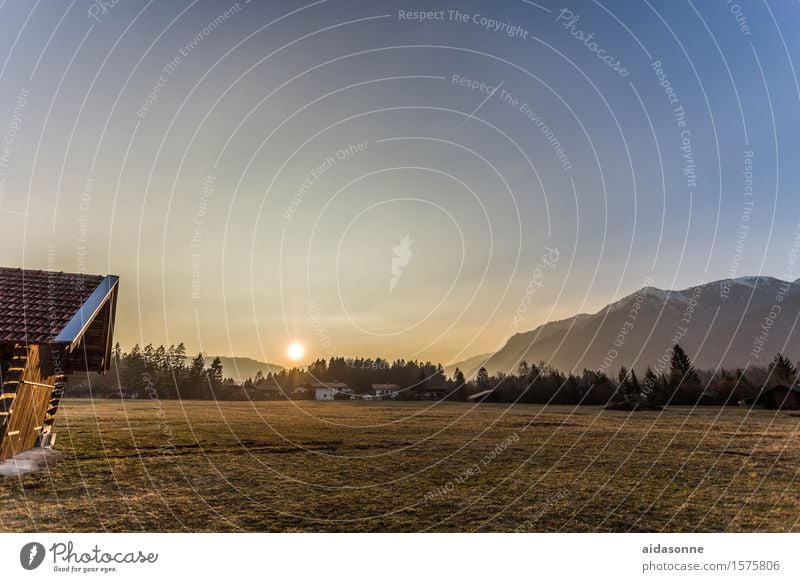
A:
[741,385,800,409]
[467,389,495,402]
[310,382,350,390]
[372,384,400,390]
[755,385,800,397]
[0,267,119,371]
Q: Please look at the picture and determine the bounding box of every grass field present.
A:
[1,399,798,532]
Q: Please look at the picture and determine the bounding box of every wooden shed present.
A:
[0,268,118,461]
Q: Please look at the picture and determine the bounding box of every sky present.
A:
[0,0,798,367]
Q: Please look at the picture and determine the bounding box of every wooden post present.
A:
[37,372,66,447]
[0,344,27,460]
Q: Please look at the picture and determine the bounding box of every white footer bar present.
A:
[1,533,795,581]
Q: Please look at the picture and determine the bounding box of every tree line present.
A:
[66,345,451,401]
[67,343,224,400]
[66,342,797,406]
[468,345,798,406]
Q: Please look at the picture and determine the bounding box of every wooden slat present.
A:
[0,345,55,460]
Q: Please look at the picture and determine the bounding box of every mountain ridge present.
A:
[206,355,286,381]
[454,276,800,376]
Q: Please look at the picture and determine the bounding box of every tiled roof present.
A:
[310,382,350,389]
[0,268,105,343]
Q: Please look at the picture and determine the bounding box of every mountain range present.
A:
[450,276,800,377]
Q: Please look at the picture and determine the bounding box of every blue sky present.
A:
[0,0,798,365]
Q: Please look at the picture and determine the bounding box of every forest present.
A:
[65,342,798,406]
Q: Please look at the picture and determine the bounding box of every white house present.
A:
[313,386,336,400]
[310,382,352,401]
[372,384,401,400]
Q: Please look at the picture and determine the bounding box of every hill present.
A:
[475,276,800,375]
[209,356,286,382]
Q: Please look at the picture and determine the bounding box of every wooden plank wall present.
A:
[0,344,58,461]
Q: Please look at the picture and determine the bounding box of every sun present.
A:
[287,342,305,362]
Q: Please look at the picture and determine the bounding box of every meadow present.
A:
[0,399,797,532]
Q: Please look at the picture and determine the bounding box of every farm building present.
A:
[420,386,447,400]
[333,384,355,400]
[739,385,800,410]
[252,383,283,400]
[0,268,119,461]
[371,384,400,400]
[309,382,352,400]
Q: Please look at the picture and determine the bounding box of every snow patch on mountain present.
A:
[727,276,785,288]
[604,286,691,314]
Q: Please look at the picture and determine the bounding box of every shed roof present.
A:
[759,385,800,397]
[0,268,107,343]
[310,382,349,390]
[0,267,119,371]
[467,389,495,401]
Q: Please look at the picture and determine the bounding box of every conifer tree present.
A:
[617,366,630,400]
[769,353,797,385]
[476,367,491,390]
[669,344,699,387]
[184,353,207,399]
[209,356,224,389]
[629,369,641,400]
[642,366,659,401]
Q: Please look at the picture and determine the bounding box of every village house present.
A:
[333,385,355,400]
[371,384,401,400]
[0,268,119,461]
[420,386,448,400]
[292,386,309,398]
[309,381,352,401]
[252,383,284,400]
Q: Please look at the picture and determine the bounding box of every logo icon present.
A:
[390,234,413,292]
[20,542,45,570]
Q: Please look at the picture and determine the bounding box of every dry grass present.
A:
[1,399,798,532]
